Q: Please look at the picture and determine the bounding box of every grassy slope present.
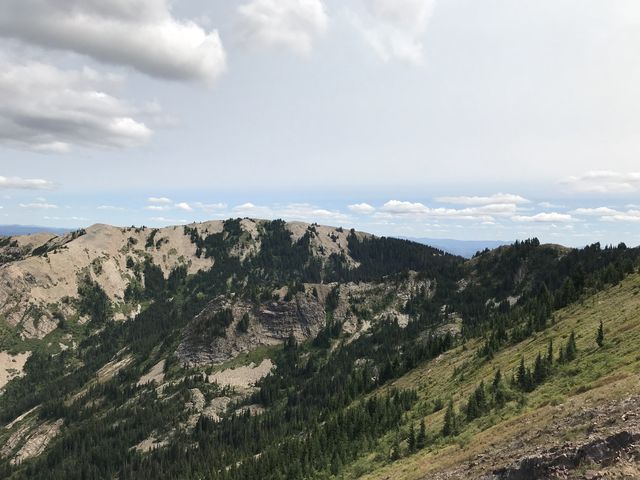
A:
[345,272,640,479]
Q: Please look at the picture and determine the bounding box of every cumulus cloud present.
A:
[145,205,170,211]
[348,0,436,65]
[0,58,152,152]
[0,175,54,190]
[19,202,58,209]
[150,216,188,224]
[572,207,640,222]
[539,201,564,209]
[193,202,227,211]
[147,197,172,204]
[563,171,640,194]
[44,215,87,221]
[145,200,200,212]
[232,202,348,222]
[348,202,376,214]
[237,0,329,55]
[97,205,125,210]
[0,0,226,84]
[378,199,517,221]
[436,193,530,206]
[511,212,574,223]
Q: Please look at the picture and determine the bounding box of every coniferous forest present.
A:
[1,219,639,479]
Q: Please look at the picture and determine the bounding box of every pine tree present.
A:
[417,419,426,449]
[390,434,401,460]
[596,320,604,348]
[408,423,416,452]
[442,400,456,437]
[516,356,530,391]
[565,331,577,361]
[546,338,553,366]
[533,352,546,386]
[493,369,506,408]
[466,393,479,421]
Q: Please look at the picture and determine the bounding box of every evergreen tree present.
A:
[407,423,416,453]
[516,356,530,391]
[546,339,553,366]
[466,393,479,421]
[596,320,604,348]
[565,331,577,361]
[390,435,401,461]
[417,419,426,449]
[442,400,456,437]
[533,352,546,385]
[492,369,506,408]
[237,312,250,333]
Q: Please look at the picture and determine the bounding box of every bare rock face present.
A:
[1,419,64,465]
[490,430,640,480]
[0,219,362,340]
[0,223,217,339]
[177,292,327,366]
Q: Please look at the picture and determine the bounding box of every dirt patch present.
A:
[0,350,30,389]
[209,359,274,389]
[134,433,168,453]
[137,359,165,386]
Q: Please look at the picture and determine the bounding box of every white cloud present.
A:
[348,202,376,214]
[348,0,436,65]
[19,202,58,209]
[539,201,564,209]
[237,0,328,55]
[379,199,517,221]
[233,202,273,218]
[147,197,172,204]
[193,202,227,211]
[0,59,152,152]
[175,202,193,211]
[511,212,574,223]
[0,175,54,190]
[572,206,640,222]
[0,0,226,84]
[436,193,530,206]
[571,207,619,217]
[232,202,348,223]
[380,200,429,215]
[145,205,170,211]
[97,205,125,211]
[563,171,640,194]
[150,216,188,224]
[44,215,87,221]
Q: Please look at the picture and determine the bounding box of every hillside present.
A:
[0,219,369,339]
[354,271,640,479]
[0,219,638,479]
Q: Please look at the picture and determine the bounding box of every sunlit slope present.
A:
[350,272,640,479]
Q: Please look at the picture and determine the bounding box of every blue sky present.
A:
[0,0,639,246]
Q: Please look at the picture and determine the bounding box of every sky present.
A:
[0,0,639,247]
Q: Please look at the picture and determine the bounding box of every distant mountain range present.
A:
[0,224,72,237]
[404,237,511,258]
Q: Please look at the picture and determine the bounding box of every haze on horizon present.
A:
[0,0,639,247]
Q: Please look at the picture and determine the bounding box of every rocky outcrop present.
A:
[1,419,64,465]
[0,219,365,340]
[491,430,640,479]
[176,292,327,366]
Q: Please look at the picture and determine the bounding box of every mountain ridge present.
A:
[0,218,639,479]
